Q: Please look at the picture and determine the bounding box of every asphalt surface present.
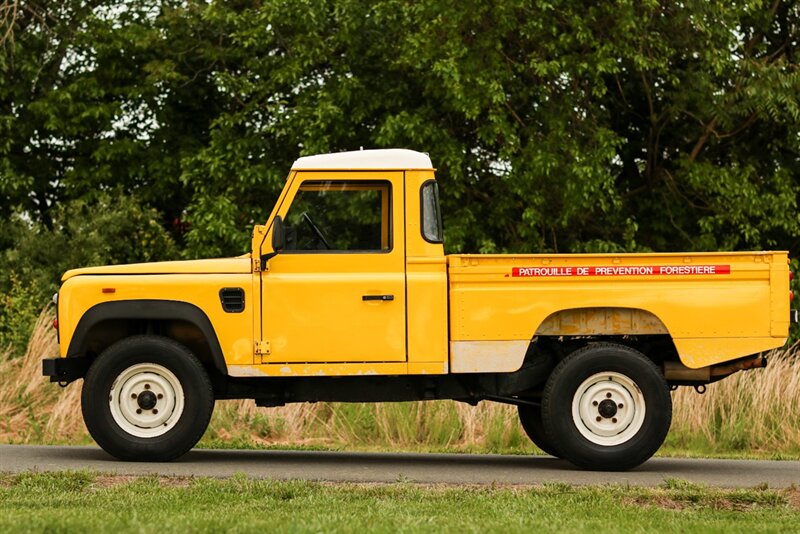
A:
[2,445,799,488]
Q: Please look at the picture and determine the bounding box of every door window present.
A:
[283,181,391,252]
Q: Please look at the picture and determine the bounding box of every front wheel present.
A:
[541,343,671,471]
[82,336,214,461]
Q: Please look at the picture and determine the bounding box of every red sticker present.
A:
[511,265,731,277]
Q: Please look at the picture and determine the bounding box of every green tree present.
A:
[0,1,221,231]
[3,0,799,259]
[177,0,800,257]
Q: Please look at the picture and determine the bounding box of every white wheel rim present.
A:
[571,371,646,446]
[109,363,184,438]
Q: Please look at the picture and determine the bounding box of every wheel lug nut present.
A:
[596,416,602,422]
[612,418,617,423]
[136,409,142,414]
[131,393,137,399]
[618,403,623,409]
[144,384,151,390]
[157,394,163,399]
[592,401,598,406]
[152,409,159,414]
[606,393,612,398]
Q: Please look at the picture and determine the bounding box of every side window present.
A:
[283,180,391,252]
[420,180,443,243]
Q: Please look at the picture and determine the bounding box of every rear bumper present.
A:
[42,357,90,384]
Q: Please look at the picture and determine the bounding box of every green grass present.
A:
[1,471,798,533]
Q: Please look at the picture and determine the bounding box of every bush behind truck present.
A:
[42,149,796,470]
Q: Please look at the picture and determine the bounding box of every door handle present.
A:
[362,294,394,301]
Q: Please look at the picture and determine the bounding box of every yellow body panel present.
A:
[62,257,251,280]
[58,270,254,366]
[404,170,449,371]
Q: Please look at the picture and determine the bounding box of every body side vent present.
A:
[219,287,245,313]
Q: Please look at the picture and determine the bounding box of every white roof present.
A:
[291,149,433,170]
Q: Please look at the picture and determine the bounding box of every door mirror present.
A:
[272,215,286,252]
[259,216,285,268]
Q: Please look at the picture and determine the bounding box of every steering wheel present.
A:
[301,212,332,250]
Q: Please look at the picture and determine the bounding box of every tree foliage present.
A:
[0,193,178,349]
[1,0,799,261]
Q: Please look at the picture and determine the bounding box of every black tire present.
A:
[517,404,561,457]
[81,335,214,461]
[541,342,671,471]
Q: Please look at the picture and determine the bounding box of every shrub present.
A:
[0,194,178,353]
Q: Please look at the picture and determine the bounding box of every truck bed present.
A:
[447,251,790,371]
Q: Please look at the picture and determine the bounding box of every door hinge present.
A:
[252,257,262,272]
[255,340,271,356]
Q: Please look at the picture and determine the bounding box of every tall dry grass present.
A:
[204,397,529,452]
[1,309,799,456]
[669,344,800,456]
[0,309,86,443]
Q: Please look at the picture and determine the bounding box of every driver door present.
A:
[259,171,406,363]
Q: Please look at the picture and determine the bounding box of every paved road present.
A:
[1,445,798,488]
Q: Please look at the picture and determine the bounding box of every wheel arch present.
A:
[67,300,228,375]
[531,306,681,367]
[535,306,670,337]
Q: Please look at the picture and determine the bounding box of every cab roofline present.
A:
[291,149,433,170]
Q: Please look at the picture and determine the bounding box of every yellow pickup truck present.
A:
[43,149,794,470]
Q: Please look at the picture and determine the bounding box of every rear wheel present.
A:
[82,335,214,461]
[541,342,671,471]
[517,403,560,457]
